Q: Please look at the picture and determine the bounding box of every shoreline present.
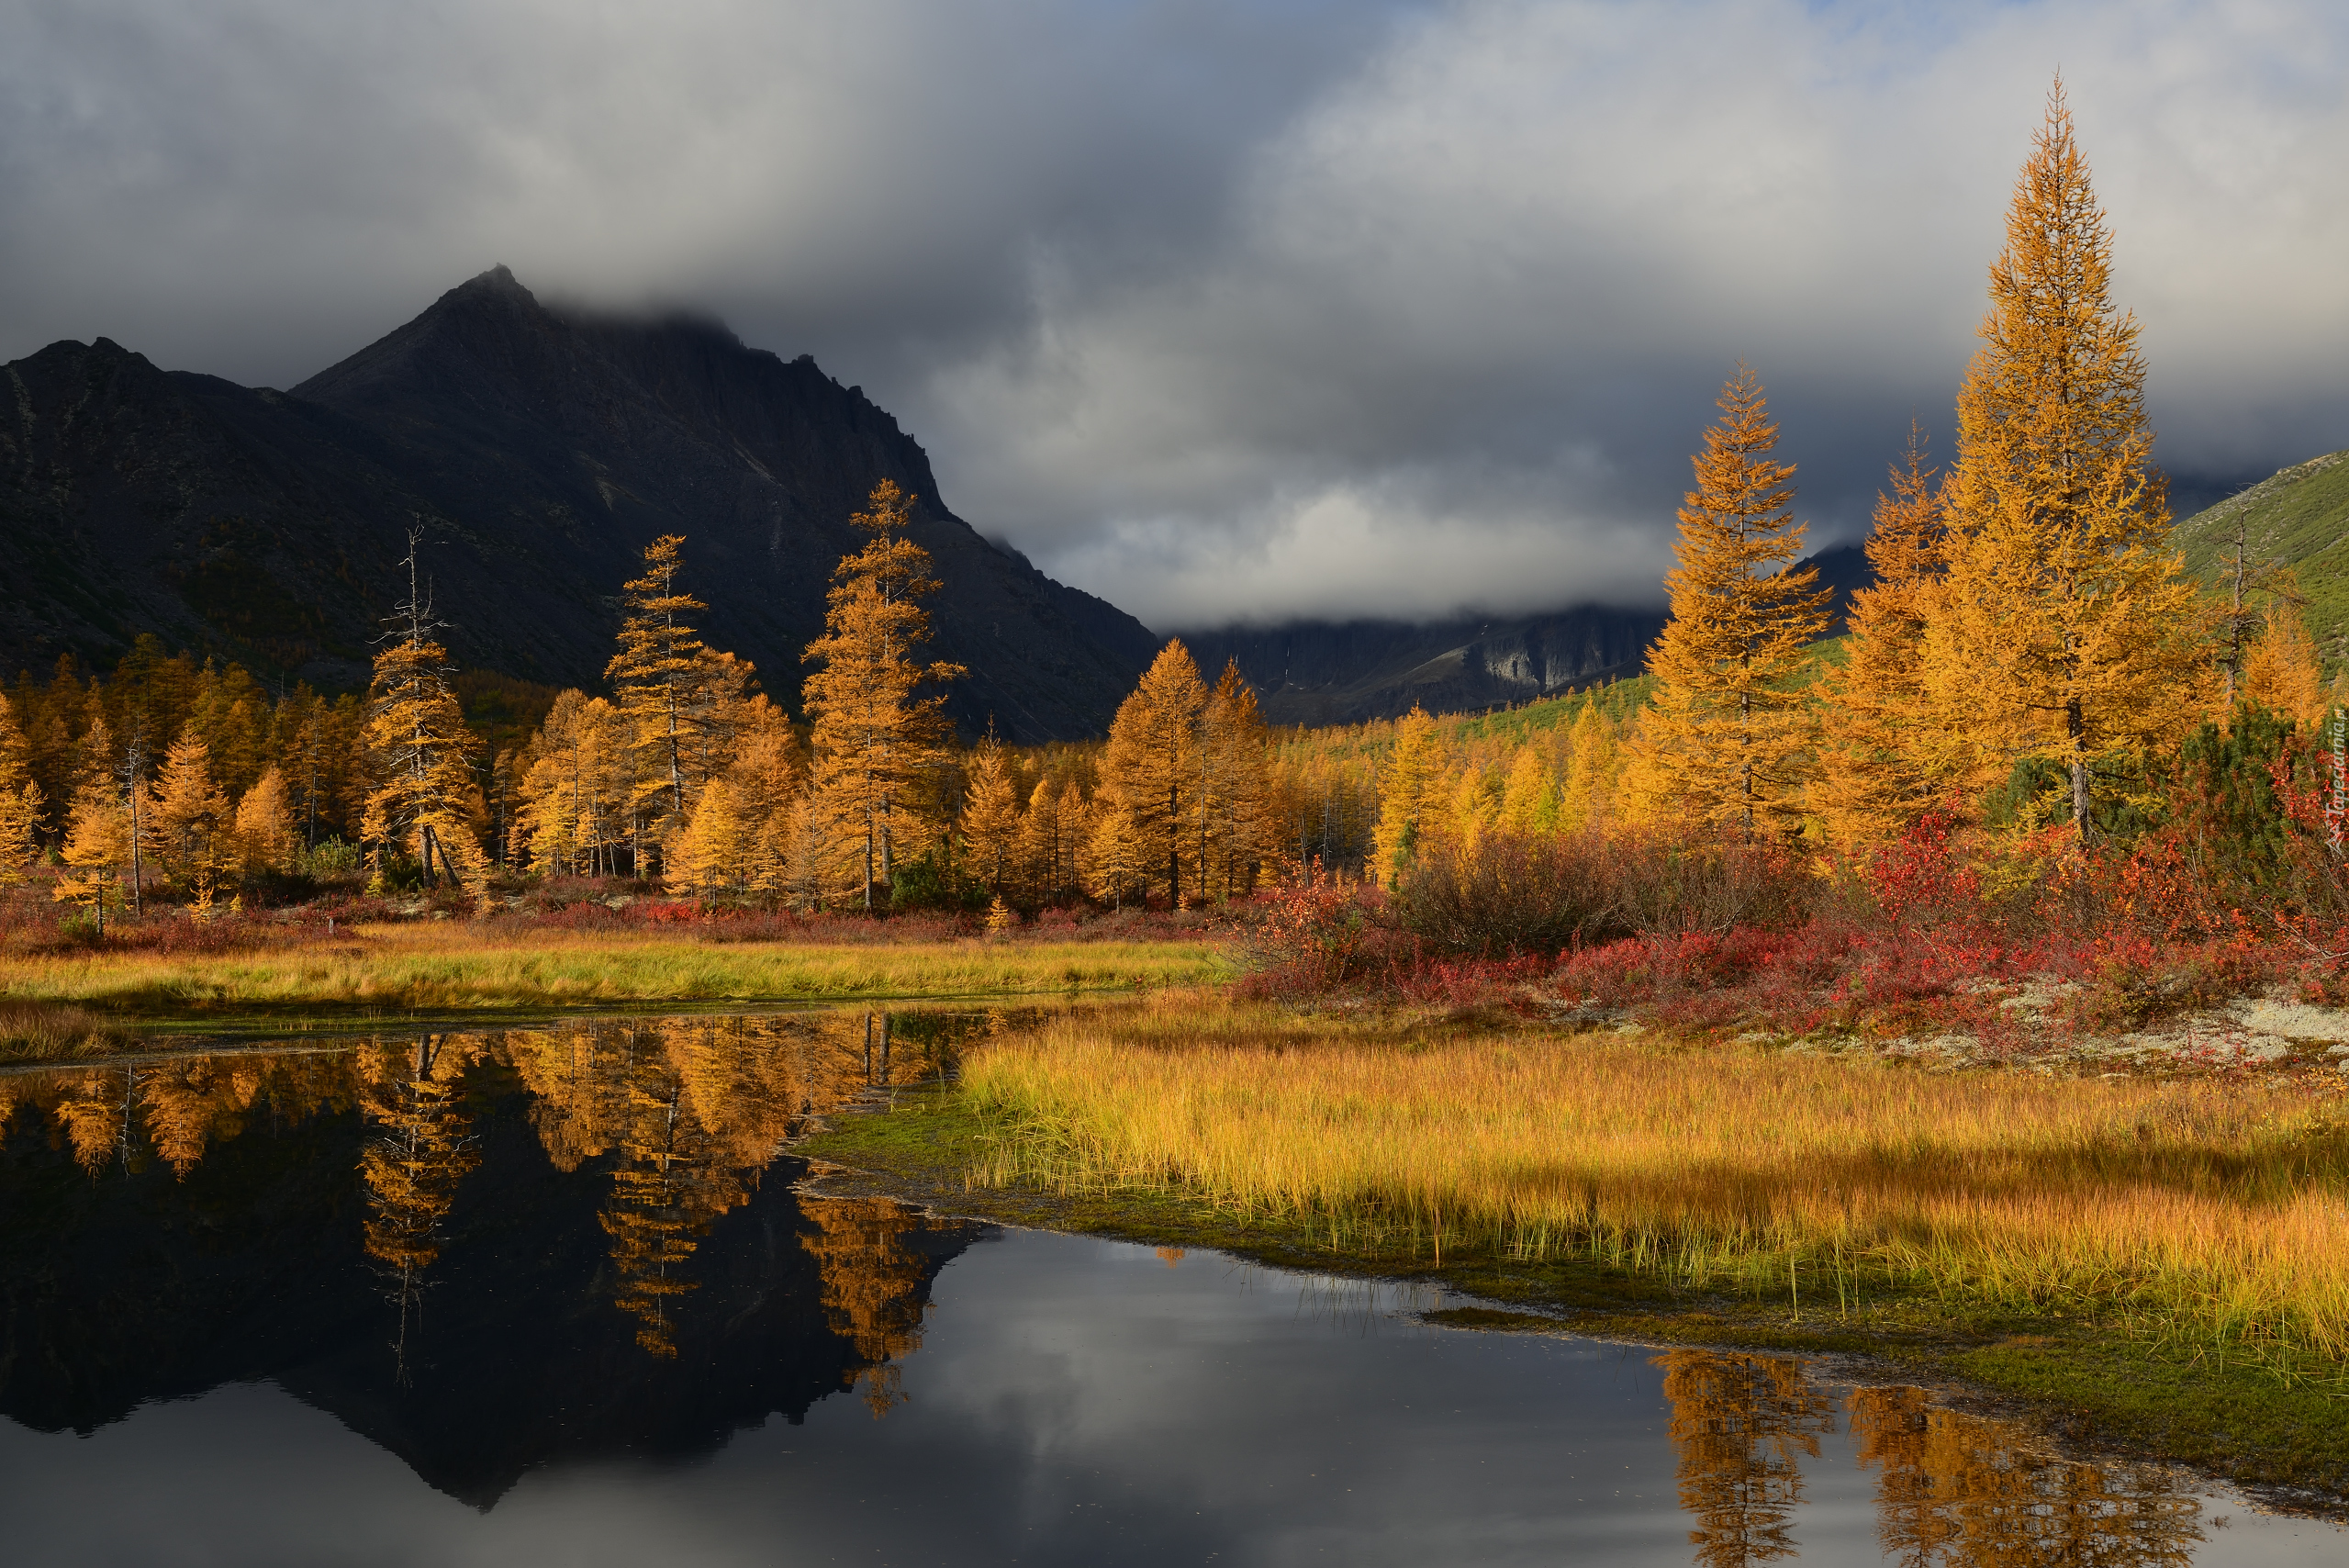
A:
[793,1081,2349,1515]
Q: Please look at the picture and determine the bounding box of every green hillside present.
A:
[2174,450,2349,665]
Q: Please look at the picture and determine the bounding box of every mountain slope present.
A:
[2174,450,2349,664]
[1180,543,1871,726]
[0,268,1158,740]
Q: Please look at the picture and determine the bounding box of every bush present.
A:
[1391,830,1628,956]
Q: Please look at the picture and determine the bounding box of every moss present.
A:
[799,1085,2349,1501]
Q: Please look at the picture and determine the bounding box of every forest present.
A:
[0,91,2340,1046]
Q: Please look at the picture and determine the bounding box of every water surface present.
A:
[1,1012,2338,1565]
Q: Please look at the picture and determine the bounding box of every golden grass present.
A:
[0,924,1224,1018]
[963,1000,2349,1372]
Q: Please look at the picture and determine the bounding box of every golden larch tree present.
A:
[607,535,754,862]
[1555,701,1619,834]
[0,693,44,883]
[1812,430,1951,846]
[1098,641,1211,905]
[959,739,1023,897]
[1623,364,1829,837]
[1370,704,1445,885]
[56,714,139,929]
[1495,744,1555,838]
[1927,82,2210,838]
[801,480,964,911]
[232,767,299,879]
[1200,661,1274,901]
[149,729,232,891]
[360,537,491,906]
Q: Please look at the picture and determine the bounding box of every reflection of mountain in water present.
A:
[0,1011,997,1507]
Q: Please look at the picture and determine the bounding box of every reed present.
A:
[963,1001,2349,1376]
[0,925,1223,1020]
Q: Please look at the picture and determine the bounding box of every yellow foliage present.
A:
[802,480,963,911]
[1814,431,1951,846]
[1622,364,1829,837]
[1928,83,2212,836]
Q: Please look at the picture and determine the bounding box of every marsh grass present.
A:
[0,1001,131,1062]
[962,999,2349,1383]
[0,924,1225,1023]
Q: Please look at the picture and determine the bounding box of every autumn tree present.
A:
[802,480,963,911]
[1493,745,1553,838]
[56,715,143,929]
[515,690,632,877]
[232,767,299,880]
[1370,704,1445,886]
[1812,430,1951,846]
[959,739,1023,897]
[360,534,490,906]
[0,693,43,882]
[668,777,750,903]
[148,730,232,892]
[607,535,751,860]
[1927,83,2210,839]
[1198,661,1273,901]
[1623,364,1829,837]
[1555,701,1619,834]
[1097,641,1210,905]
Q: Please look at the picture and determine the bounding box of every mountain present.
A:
[0,267,1158,741]
[2174,449,2349,664]
[1179,543,1872,727]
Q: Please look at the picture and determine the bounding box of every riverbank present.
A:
[0,926,1225,1049]
[794,998,2349,1505]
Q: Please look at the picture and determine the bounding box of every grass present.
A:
[0,924,1226,1033]
[798,993,2349,1494]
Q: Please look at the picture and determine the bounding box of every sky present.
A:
[4,1,2345,632]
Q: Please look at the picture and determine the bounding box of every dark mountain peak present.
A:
[3,270,1158,738]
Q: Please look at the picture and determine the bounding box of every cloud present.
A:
[4,1,2344,631]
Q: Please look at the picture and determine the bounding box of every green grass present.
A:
[0,926,1228,1035]
[2176,449,2349,666]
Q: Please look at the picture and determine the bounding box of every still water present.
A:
[1,1010,2340,1566]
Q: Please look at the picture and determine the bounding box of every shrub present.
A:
[1391,830,1627,956]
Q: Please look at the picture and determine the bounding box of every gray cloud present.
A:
[4,1,2344,631]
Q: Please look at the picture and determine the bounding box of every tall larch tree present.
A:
[360,535,491,906]
[1812,430,1950,846]
[56,714,133,929]
[802,480,963,911]
[1927,82,2210,839]
[0,694,43,882]
[1555,701,1618,834]
[1199,661,1272,901]
[149,730,232,891]
[607,535,748,864]
[960,740,1023,897]
[1623,364,1829,837]
[1099,641,1210,906]
[1370,705,1445,886]
[232,767,298,880]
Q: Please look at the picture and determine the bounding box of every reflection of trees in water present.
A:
[357,1035,482,1380]
[1847,1385,2200,1567]
[4,1007,1003,1376]
[1654,1350,2204,1568]
[502,1010,977,1358]
[798,1195,936,1417]
[1655,1350,1836,1566]
[35,1055,345,1178]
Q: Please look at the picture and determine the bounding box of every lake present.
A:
[1,1011,2339,1565]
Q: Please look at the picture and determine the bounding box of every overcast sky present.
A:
[5,1,2344,631]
